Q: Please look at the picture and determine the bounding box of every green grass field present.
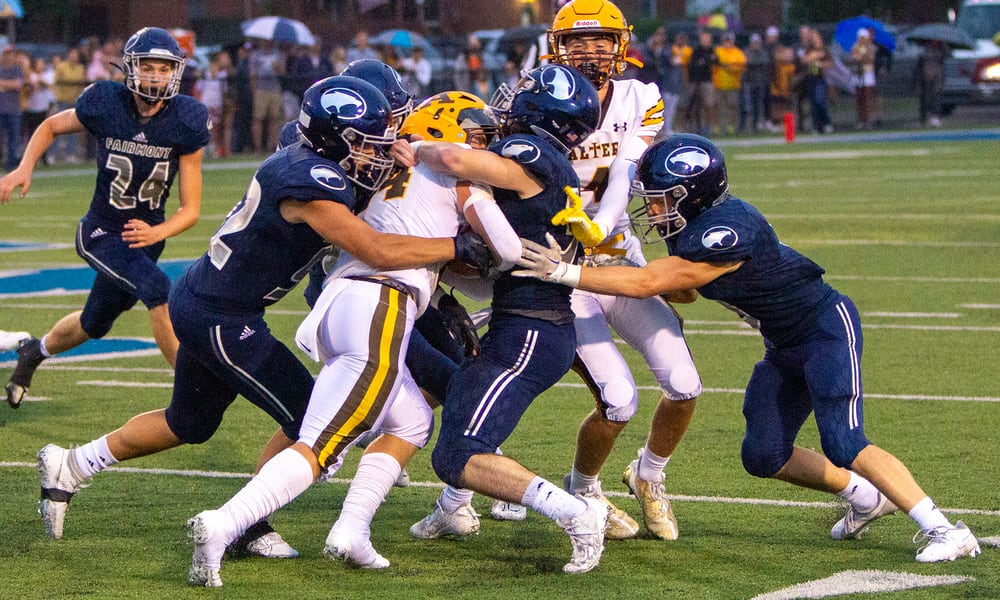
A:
[1,135,998,599]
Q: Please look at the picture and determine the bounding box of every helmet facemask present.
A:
[124,54,184,103]
[340,126,396,191]
[549,32,624,88]
[629,180,689,243]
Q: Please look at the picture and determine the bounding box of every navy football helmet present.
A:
[629,134,729,242]
[491,64,600,154]
[340,59,414,132]
[122,27,186,103]
[298,76,396,191]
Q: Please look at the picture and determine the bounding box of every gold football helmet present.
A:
[400,91,498,148]
[547,0,639,88]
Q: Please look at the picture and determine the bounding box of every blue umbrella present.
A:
[371,29,428,50]
[835,16,896,52]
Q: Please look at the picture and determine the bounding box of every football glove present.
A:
[437,291,480,357]
[452,226,494,278]
[551,186,607,247]
[513,233,581,287]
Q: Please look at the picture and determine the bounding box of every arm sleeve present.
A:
[590,135,647,235]
[463,184,520,272]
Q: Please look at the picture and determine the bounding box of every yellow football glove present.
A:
[551,186,607,247]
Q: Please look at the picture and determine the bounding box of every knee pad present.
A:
[80,312,114,339]
[740,438,791,478]
[601,376,638,422]
[431,433,494,488]
[664,363,702,400]
[821,436,869,470]
[134,268,171,309]
[164,406,222,445]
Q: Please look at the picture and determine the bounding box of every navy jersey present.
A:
[75,80,209,231]
[182,143,355,312]
[668,197,838,347]
[488,134,581,319]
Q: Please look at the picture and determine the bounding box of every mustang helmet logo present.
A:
[665,146,711,178]
[500,140,541,163]
[701,226,738,250]
[310,165,347,191]
[540,65,576,100]
[320,88,367,120]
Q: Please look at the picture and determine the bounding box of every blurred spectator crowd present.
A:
[0,21,953,168]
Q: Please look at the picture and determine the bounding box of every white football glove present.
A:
[513,233,581,287]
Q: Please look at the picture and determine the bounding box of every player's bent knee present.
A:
[741,441,790,478]
[822,437,869,470]
[79,313,113,339]
[136,270,171,309]
[431,443,469,488]
[664,364,702,399]
[164,409,223,445]
[601,377,638,422]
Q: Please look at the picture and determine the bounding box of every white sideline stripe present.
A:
[981,536,1000,548]
[556,382,1000,403]
[42,376,1000,403]
[751,570,974,600]
[76,380,173,388]
[960,304,1000,309]
[2,460,999,518]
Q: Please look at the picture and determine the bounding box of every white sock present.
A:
[218,448,314,544]
[638,446,670,482]
[334,452,400,537]
[439,485,475,513]
[521,476,586,522]
[908,496,951,531]
[835,471,881,513]
[39,335,54,357]
[71,435,117,479]
[568,467,599,493]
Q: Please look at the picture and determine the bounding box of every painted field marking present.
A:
[750,570,974,600]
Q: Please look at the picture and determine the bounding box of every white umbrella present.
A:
[242,16,316,46]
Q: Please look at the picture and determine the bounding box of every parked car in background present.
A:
[942,0,1000,113]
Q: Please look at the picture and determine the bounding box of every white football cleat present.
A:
[37,444,87,540]
[409,500,480,539]
[490,499,527,521]
[559,496,609,574]
[394,468,410,488]
[324,528,390,569]
[623,449,679,540]
[0,330,30,352]
[831,492,896,540]
[187,510,228,587]
[563,474,638,539]
[914,521,981,563]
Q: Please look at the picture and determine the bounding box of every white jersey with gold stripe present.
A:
[330,163,477,315]
[566,78,663,254]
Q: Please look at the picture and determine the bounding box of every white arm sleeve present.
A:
[463,185,521,272]
[591,135,649,234]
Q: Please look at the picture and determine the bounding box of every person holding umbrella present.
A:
[914,39,947,127]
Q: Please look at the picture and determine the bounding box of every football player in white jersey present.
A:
[524,0,702,540]
[187,92,520,583]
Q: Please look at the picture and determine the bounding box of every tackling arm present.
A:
[281,199,458,270]
[515,233,742,298]
[415,141,543,199]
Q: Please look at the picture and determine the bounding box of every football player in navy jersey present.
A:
[517,134,981,564]
[0,27,208,409]
[404,64,614,575]
[30,77,493,566]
